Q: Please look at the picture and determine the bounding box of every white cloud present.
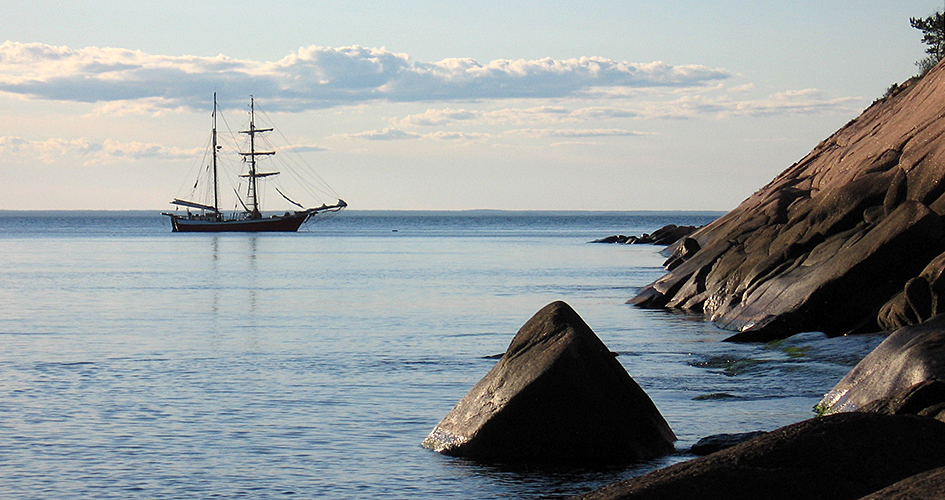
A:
[396,108,485,126]
[396,105,639,128]
[336,128,421,140]
[508,128,647,138]
[653,89,861,118]
[0,135,201,165]
[338,126,642,142]
[0,42,732,112]
[424,131,490,141]
[335,128,488,142]
[282,144,329,153]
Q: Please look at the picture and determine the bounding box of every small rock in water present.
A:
[690,431,767,455]
[590,225,698,246]
[421,301,676,464]
[691,392,739,401]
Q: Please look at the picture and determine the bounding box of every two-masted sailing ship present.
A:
[163,94,346,232]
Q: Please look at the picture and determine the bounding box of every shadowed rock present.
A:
[590,225,698,246]
[878,252,945,330]
[859,380,945,421]
[689,431,767,455]
[572,413,945,500]
[859,465,945,500]
[818,315,945,415]
[421,301,675,464]
[629,59,945,341]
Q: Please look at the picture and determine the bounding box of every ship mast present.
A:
[239,96,275,220]
[211,93,220,220]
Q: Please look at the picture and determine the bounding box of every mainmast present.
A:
[239,96,275,220]
[211,93,220,220]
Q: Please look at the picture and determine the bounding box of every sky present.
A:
[1,0,943,211]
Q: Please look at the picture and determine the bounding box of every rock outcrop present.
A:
[422,301,675,464]
[591,225,698,245]
[572,413,945,500]
[630,60,945,341]
[817,315,945,415]
[878,252,945,329]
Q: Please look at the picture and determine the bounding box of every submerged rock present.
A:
[689,431,767,455]
[629,59,945,341]
[573,413,945,500]
[818,315,945,415]
[421,301,675,464]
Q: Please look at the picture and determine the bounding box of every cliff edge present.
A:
[631,59,945,341]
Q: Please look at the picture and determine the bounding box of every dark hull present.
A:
[167,213,309,232]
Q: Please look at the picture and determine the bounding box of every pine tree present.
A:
[911,10,945,75]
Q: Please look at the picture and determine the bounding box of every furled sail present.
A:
[171,199,218,212]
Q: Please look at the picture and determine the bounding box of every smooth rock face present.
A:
[630,60,945,341]
[421,301,676,463]
[573,413,945,500]
[818,315,945,414]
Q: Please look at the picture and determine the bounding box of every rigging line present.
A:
[276,148,337,203]
[174,132,213,202]
[275,187,307,210]
[233,188,250,213]
[257,106,340,199]
[271,157,331,203]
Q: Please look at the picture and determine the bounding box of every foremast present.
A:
[168,93,224,219]
[211,93,221,221]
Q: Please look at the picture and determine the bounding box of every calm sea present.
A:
[0,211,883,499]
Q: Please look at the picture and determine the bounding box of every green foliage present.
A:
[911,10,945,75]
[882,82,899,100]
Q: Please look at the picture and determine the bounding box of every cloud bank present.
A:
[0,41,732,111]
[0,135,201,165]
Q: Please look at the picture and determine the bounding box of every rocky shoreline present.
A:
[572,60,945,497]
[589,224,698,246]
[422,59,945,500]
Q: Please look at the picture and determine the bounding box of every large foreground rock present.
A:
[422,301,675,463]
[630,59,945,341]
[818,315,945,414]
[572,413,945,500]
[859,465,945,500]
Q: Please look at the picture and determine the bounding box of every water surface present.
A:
[0,211,882,499]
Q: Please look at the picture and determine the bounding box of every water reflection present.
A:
[436,452,684,499]
[200,234,263,347]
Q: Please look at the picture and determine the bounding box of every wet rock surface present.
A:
[818,315,945,415]
[421,301,675,464]
[629,61,945,341]
[571,413,945,500]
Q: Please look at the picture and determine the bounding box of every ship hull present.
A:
[167,212,309,232]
